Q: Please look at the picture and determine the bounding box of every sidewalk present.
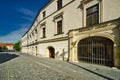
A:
[17,53,120,80]
[69,61,120,80]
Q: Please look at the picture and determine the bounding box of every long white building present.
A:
[21,0,120,68]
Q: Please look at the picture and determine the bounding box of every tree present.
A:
[0,46,2,52]
[2,46,8,51]
[0,46,8,52]
[14,41,21,51]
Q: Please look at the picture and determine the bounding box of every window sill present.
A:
[57,7,62,11]
[41,37,46,39]
[54,32,64,36]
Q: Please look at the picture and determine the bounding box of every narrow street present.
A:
[0,52,120,80]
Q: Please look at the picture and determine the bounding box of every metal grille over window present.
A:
[77,36,114,67]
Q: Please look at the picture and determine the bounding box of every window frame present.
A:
[57,20,63,34]
[40,24,46,39]
[86,4,99,26]
[57,0,62,10]
[43,11,46,19]
[42,27,46,38]
[35,29,37,34]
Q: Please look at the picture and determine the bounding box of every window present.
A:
[57,20,62,34]
[29,35,31,38]
[35,29,37,34]
[86,4,99,26]
[42,27,46,38]
[43,11,46,19]
[53,13,63,36]
[32,32,34,36]
[40,23,46,38]
[57,0,62,10]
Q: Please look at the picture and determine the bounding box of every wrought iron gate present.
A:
[77,36,114,67]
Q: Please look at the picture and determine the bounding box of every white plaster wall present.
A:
[39,0,74,21]
[63,0,73,6]
[103,0,120,22]
[83,0,100,27]
[21,0,120,58]
[22,0,83,45]
[38,40,68,59]
[21,47,28,53]
[40,1,56,20]
[21,34,28,46]
[37,0,83,41]
[63,0,83,30]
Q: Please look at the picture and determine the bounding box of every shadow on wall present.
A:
[60,49,68,61]
[55,49,68,61]
[0,53,19,64]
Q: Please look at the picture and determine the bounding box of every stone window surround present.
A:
[40,22,46,39]
[86,4,99,26]
[53,12,64,36]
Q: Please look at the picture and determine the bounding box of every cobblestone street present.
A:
[0,52,120,80]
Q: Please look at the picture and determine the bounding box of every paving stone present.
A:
[0,52,120,80]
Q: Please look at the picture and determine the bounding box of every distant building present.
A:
[21,0,120,68]
[0,43,14,51]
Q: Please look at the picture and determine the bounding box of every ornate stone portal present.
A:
[68,18,120,68]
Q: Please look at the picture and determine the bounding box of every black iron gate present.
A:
[77,36,114,67]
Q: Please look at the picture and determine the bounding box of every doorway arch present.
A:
[47,46,55,58]
[77,36,114,67]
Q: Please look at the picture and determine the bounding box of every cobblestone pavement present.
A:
[0,52,120,80]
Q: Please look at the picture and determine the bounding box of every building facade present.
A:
[21,0,120,68]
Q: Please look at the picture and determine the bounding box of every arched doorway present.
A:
[48,46,55,58]
[77,36,114,67]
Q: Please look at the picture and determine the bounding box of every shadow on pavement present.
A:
[68,62,114,80]
[0,53,19,64]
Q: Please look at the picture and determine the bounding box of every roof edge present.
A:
[22,0,54,38]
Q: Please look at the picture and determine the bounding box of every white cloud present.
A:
[0,28,28,43]
[18,7,36,17]
[0,7,36,43]
[20,23,31,28]
[16,7,37,22]
[21,16,34,22]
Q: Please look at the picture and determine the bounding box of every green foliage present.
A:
[2,46,8,51]
[0,46,2,51]
[14,41,21,51]
[0,46,8,52]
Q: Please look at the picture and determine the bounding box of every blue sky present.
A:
[0,0,49,43]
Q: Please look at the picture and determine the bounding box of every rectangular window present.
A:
[43,11,46,19]
[32,33,34,36]
[57,20,62,34]
[86,4,99,26]
[35,29,37,34]
[42,27,46,38]
[57,0,62,10]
